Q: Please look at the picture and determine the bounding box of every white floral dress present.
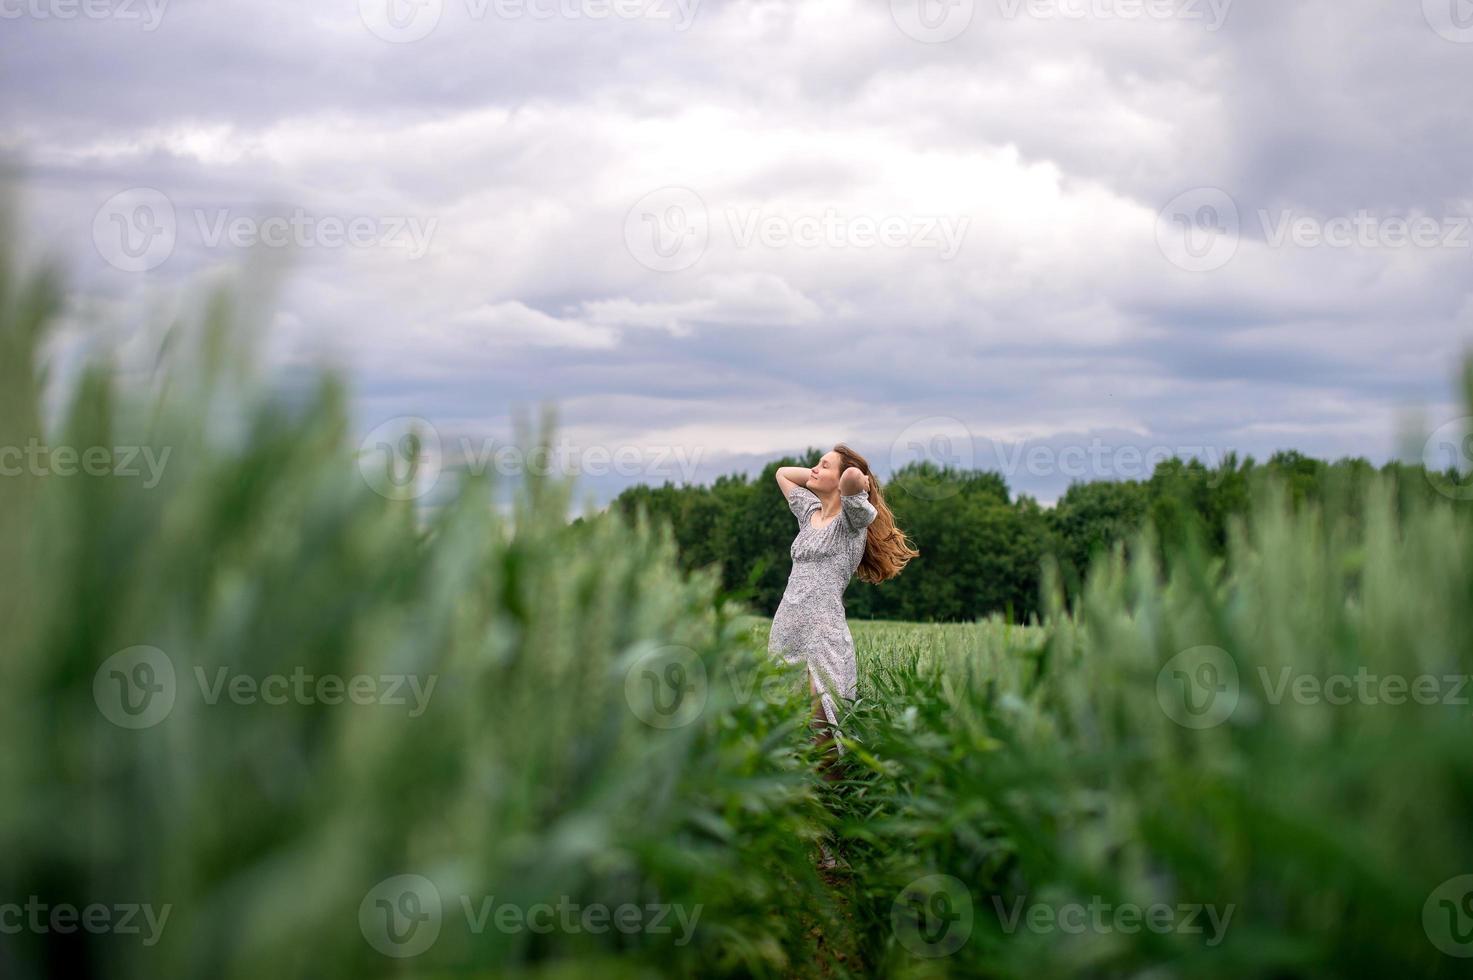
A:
[767,486,878,746]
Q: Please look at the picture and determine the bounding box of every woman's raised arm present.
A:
[775,465,811,496]
[838,466,868,496]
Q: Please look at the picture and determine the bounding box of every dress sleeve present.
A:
[840,490,878,533]
[786,485,819,525]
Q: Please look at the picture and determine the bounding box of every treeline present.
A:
[612,450,1460,623]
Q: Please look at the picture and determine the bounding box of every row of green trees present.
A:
[613,450,1463,623]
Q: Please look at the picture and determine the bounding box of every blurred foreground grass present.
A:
[0,227,845,978]
[3,222,1473,979]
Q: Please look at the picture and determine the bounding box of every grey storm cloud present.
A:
[3,0,1471,505]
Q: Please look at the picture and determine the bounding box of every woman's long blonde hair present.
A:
[833,443,919,584]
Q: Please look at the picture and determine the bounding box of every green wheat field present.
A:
[3,221,1473,979]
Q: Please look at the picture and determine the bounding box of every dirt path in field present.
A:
[789,865,867,979]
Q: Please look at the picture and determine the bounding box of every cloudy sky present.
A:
[4,0,1472,504]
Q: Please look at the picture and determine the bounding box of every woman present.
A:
[769,444,919,775]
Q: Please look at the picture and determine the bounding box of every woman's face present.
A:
[808,451,843,492]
